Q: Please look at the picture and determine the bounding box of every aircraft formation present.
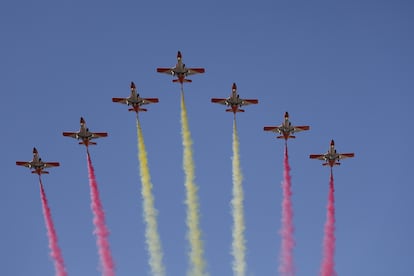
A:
[15,50,355,275]
[16,50,354,172]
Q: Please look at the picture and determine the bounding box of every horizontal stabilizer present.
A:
[277,135,296,139]
[173,78,192,83]
[129,108,147,112]
[32,170,49,174]
[226,108,245,112]
[79,141,97,146]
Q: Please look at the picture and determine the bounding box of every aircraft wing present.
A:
[338,153,355,160]
[62,132,78,138]
[309,154,326,160]
[157,68,174,75]
[44,162,60,168]
[263,126,281,132]
[241,99,259,106]
[112,98,128,104]
[142,98,159,105]
[91,132,108,139]
[16,161,30,168]
[292,125,310,132]
[187,68,205,75]
[211,98,227,105]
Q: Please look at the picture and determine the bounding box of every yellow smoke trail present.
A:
[180,89,207,276]
[231,118,247,276]
[136,117,165,276]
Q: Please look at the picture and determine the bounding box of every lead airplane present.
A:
[16,147,60,175]
[112,81,159,113]
[263,112,310,140]
[309,140,354,167]
[211,83,258,114]
[62,117,108,147]
[156,51,205,83]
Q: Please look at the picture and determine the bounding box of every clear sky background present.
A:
[1,0,413,275]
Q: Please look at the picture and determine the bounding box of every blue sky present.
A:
[1,0,413,275]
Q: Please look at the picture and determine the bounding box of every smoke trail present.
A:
[279,143,295,276]
[320,171,336,276]
[39,177,67,276]
[231,118,247,276]
[136,116,166,276]
[86,150,115,276]
[180,86,207,276]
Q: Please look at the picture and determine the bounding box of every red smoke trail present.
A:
[86,150,115,276]
[39,177,67,276]
[279,143,295,276]
[320,171,336,276]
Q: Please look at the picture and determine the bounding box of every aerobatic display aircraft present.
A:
[112,81,159,113]
[211,83,258,114]
[62,117,108,147]
[16,147,60,175]
[309,140,354,167]
[156,51,205,83]
[263,112,310,140]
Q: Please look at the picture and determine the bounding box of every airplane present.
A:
[112,81,159,113]
[211,83,258,114]
[156,51,205,83]
[16,147,60,175]
[62,117,108,147]
[263,112,310,140]
[309,140,354,167]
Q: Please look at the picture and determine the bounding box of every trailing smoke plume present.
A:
[279,144,295,276]
[39,177,67,276]
[86,151,115,276]
[180,86,207,276]
[136,117,165,276]
[320,171,336,276]
[231,118,247,276]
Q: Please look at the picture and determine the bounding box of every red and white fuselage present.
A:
[309,140,354,167]
[16,147,60,175]
[211,83,258,114]
[63,117,108,147]
[263,112,310,140]
[156,51,205,84]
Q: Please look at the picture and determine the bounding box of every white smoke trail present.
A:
[231,118,247,276]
